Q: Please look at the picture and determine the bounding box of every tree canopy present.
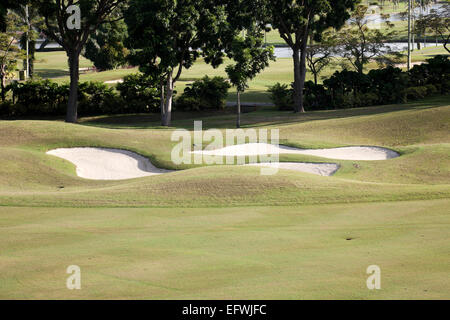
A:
[337,5,403,74]
[33,0,125,122]
[125,0,231,126]
[226,26,275,128]
[261,0,359,112]
[83,20,129,71]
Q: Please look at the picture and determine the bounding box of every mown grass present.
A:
[0,95,448,207]
[0,199,448,299]
[0,80,448,299]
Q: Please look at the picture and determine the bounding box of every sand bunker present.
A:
[47,143,397,180]
[192,143,399,161]
[46,148,172,180]
[248,162,340,176]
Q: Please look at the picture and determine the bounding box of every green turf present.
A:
[1,199,449,299]
[2,64,449,298]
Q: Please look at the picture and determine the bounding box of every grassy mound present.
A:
[0,95,449,299]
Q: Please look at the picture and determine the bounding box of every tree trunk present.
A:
[162,71,173,127]
[445,35,450,53]
[313,70,318,86]
[356,58,364,75]
[29,40,35,78]
[160,82,165,122]
[66,51,80,123]
[292,48,302,113]
[0,72,5,102]
[298,43,307,113]
[236,90,241,128]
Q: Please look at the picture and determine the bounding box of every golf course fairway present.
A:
[0,96,449,299]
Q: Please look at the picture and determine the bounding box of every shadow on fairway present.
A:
[77,95,450,130]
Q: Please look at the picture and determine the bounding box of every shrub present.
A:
[303,81,330,110]
[405,86,428,101]
[424,84,438,95]
[268,83,293,111]
[442,79,450,94]
[78,81,120,115]
[408,63,429,87]
[347,92,380,108]
[0,101,15,117]
[176,76,230,111]
[116,73,160,113]
[368,66,408,104]
[3,78,157,117]
[8,79,67,116]
[323,70,373,108]
[423,55,450,90]
[175,95,202,111]
[361,92,379,106]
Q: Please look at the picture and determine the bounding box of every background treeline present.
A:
[269,55,450,111]
[1,55,449,118]
[1,55,448,118]
[0,75,231,117]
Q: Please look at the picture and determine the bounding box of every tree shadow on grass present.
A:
[34,69,69,78]
[78,95,450,130]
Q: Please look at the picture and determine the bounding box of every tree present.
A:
[10,2,43,78]
[83,19,129,71]
[226,28,275,128]
[262,0,358,113]
[0,13,25,101]
[0,0,26,32]
[337,5,403,74]
[306,32,336,85]
[33,0,125,123]
[416,4,450,53]
[125,0,229,126]
[398,0,434,51]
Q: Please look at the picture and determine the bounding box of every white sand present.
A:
[47,143,397,180]
[247,162,340,176]
[192,143,399,161]
[46,148,172,180]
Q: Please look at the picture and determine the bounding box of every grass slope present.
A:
[0,96,449,299]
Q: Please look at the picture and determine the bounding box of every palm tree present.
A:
[10,2,42,78]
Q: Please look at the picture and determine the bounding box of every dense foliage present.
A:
[269,55,450,111]
[262,0,359,113]
[33,0,125,122]
[0,75,162,118]
[116,74,161,113]
[175,76,231,111]
[125,0,231,126]
[83,20,129,71]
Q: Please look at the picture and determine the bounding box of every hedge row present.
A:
[269,55,450,111]
[0,74,161,117]
[0,74,230,118]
